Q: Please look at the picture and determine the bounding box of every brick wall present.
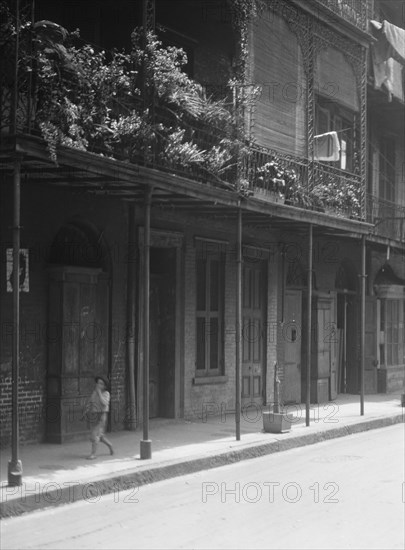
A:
[181,215,284,421]
[0,377,44,446]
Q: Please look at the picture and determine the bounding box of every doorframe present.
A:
[137,228,184,421]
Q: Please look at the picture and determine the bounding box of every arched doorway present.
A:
[46,220,111,443]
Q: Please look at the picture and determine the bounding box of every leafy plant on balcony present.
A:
[311,176,361,216]
[254,158,311,204]
[252,155,361,215]
[255,160,287,197]
[0,2,243,184]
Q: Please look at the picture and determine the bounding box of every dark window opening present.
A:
[196,244,225,376]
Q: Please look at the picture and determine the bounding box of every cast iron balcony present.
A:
[314,0,373,32]
[367,194,405,242]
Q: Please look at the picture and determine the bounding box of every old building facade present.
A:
[0,0,404,447]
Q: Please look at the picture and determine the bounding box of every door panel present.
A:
[242,261,266,407]
[311,294,337,402]
[283,290,302,404]
[329,292,338,399]
[149,276,160,418]
[346,298,359,393]
[365,297,378,393]
[149,250,177,419]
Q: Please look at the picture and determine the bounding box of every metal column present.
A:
[140,188,152,459]
[126,203,137,430]
[305,224,313,427]
[8,155,23,486]
[235,207,242,441]
[359,235,366,416]
[8,0,23,485]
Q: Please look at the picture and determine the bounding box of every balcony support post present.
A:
[140,187,153,459]
[235,206,242,441]
[359,235,367,416]
[305,223,313,427]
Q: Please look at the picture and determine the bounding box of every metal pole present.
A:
[343,294,347,393]
[8,155,23,486]
[140,188,152,459]
[126,203,137,430]
[306,224,313,427]
[235,207,242,441]
[8,0,23,487]
[360,235,366,416]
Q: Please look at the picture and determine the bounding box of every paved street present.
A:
[2,424,404,550]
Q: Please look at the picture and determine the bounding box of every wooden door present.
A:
[311,295,337,402]
[329,292,338,399]
[283,290,302,404]
[158,271,176,417]
[149,266,176,418]
[346,297,359,393]
[242,261,266,407]
[149,276,160,418]
[47,266,109,442]
[364,297,378,393]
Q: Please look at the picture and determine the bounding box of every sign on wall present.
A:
[6,248,29,292]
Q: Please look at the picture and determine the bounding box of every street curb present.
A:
[1,413,403,518]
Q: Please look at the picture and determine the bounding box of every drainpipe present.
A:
[235,207,242,441]
[140,188,152,459]
[305,224,313,427]
[359,235,366,416]
[126,203,137,430]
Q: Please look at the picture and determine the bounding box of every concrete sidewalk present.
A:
[1,394,404,518]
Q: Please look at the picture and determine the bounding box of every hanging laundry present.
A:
[370,20,405,102]
[314,131,340,162]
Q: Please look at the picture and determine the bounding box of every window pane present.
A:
[210,260,219,311]
[196,318,206,370]
[393,344,399,365]
[386,300,401,366]
[196,259,206,311]
[209,318,218,370]
[380,300,385,331]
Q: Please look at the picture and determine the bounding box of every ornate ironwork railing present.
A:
[312,162,363,218]
[314,0,373,32]
[0,81,237,188]
[2,79,368,221]
[244,145,364,220]
[244,146,309,187]
[243,145,309,202]
[366,194,405,242]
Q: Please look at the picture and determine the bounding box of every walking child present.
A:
[84,375,114,459]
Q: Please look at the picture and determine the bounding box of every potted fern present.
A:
[263,362,292,433]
